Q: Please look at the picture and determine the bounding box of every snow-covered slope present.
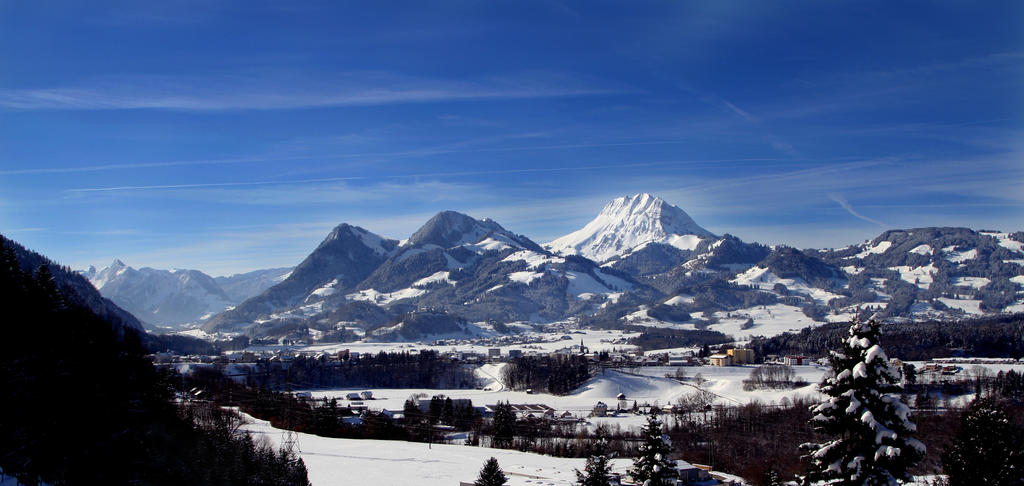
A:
[811,228,1024,319]
[214,267,293,303]
[204,223,399,332]
[545,193,715,263]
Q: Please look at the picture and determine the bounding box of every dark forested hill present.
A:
[0,238,309,485]
[2,234,143,331]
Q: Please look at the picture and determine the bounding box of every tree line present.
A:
[749,313,1024,360]
[248,349,477,390]
[501,354,591,395]
[625,325,732,351]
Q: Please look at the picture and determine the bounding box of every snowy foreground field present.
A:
[240,411,749,486]
[242,411,592,486]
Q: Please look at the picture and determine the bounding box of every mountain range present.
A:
[81,261,291,330]
[81,193,1024,342]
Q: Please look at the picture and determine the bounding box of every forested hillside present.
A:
[0,239,310,485]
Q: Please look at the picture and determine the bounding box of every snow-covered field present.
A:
[623,302,829,342]
[707,304,827,343]
[230,357,1024,486]
[239,410,747,486]
[240,410,593,486]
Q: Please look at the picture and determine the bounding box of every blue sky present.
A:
[1,1,1022,276]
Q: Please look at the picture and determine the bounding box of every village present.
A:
[151,333,1006,428]
[146,326,1024,486]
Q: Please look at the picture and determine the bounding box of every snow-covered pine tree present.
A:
[475,457,508,486]
[575,440,613,486]
[629,411,676,486]
[801,317,925,485]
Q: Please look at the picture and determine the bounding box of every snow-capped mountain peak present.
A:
[322,223,396,258]
[404,211,508,249]
[545,193,715,263]
[87,259,131,289]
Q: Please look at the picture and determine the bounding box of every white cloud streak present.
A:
[0,154,323,176]
[827,193,888,227]
[5,140,709,176]
[0,71,619,111]
[65,159,787,193]
[721,99,757,122]
[66,176,367,193]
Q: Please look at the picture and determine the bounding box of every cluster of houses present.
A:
[706,348,817,367]
[916,362,962,376]
[427,330,583,349]
[151,341,835,387]
[152,344,825,373]
[590,393,711,419]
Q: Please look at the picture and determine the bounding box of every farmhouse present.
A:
[672,460,718,485]
[784,355,808,366]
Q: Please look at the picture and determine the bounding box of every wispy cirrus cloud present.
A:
[0,71,621,111]
[0,154,324,176]
[1,227,46,234]
[720,99,757,122]
[4,139,704,176]
[827,192,888,227]
[61,156,811,194]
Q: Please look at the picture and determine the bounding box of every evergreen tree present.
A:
[901,363,916,386]
[801,317,925,485]
[33,264,65,311]
[575,441,613,486]
[429,395,444,424]
[492,401,516,449]
[403,398,421,422]
[629,411,676,486]
[475,457,507,486]
[0,241,24,296]
[941,398,1024,486]
[441,396,455,425]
